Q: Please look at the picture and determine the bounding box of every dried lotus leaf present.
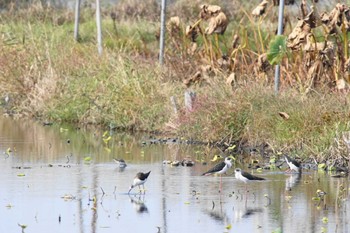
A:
[183,71,202,87]
[200,4,222,19]
[167,16,181,35]
[226,73,236,85]
[217,55,231,71]
[205,12,228,35]
[252,0,269,17]
[185,25,199,42]
[257,53,270,73]
[287,7,317,50]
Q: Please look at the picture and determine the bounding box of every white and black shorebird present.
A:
[202,156,233,192]
[128,171,151,194]
[113,158,127,168]
[234,168,265,184]
[284,154,301,173]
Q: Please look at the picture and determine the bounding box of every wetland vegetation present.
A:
[1,0,350,170]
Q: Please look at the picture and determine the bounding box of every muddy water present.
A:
[0,116,349,233]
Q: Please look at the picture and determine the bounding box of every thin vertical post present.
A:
[159,0,167,65]
[170,96,178,115]
[274,0,285,94]
[96,0,103,55]
[74,0,81,41]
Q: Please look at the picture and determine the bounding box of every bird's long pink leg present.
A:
[220,175,222,193]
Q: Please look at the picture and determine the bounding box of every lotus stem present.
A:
[258,16,265,53]
[215,34,221,57]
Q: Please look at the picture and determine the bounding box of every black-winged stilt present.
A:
[113,158,127,168]
[284,154,301,173]
[202,156,233,192]
[234,168,265,183]
[128,171,151,194]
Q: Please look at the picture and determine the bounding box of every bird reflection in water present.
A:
[285,173,301,191]
[241,207,263,218]
[205,200,230,226]
[129,194,149,214]
[113,158,127,172]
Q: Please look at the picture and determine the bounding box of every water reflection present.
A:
[129,194,149,214]
[241,207,263,218]
[0,115,350,233]
[113,158,127,172]
[285,173,301,191]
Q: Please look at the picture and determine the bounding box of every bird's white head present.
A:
[224,156,234,168]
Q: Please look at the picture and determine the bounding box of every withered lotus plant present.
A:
[232,34,239,50]
[205,11,228,35]
[320,4,348,35]
[287,7,316,50]
[226,73,236,86]
[198,4,228,35]
[217,55,231,71]
[345,58,350,74]
[199,4,221,20]
[252,0,269,17]
[257,53,271,73]
[255,53,271,80]
[167,16,181,37]
[300,0,307,18]
[183,65,216,87]
[187,42,198,56]
[306,58,324,89]
[183,71,201,87]
[185,25,199,42]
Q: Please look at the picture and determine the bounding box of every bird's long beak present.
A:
[128,187,132,194]
[228,155,236,160]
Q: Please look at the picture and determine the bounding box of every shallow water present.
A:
[0,116,349,233]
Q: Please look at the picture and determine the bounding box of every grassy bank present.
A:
[1,1,350,166]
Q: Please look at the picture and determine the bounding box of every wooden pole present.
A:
[96,0,103,55]
[74,0,81,41]
[274,0,285,94]
[159,0,167,65]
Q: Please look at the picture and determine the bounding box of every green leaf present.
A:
[267,35,287,65]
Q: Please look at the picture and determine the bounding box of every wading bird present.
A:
[202,156,233,192]
[284,154,302,173]
[113,158,127,169]
[128,171,151,194]
[234,168,265,192]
